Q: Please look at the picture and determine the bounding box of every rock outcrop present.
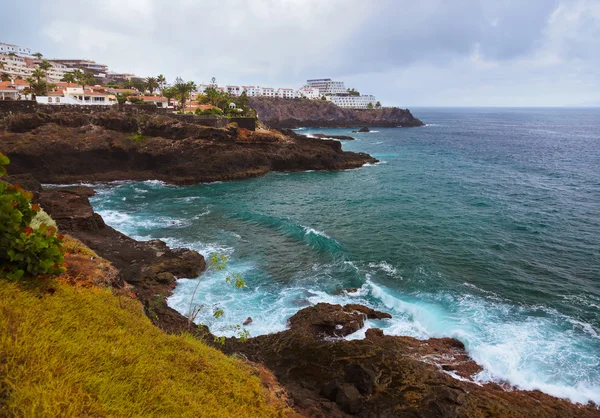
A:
[34,186,208,337]
[249,97,424,128]
[0,111,377,185]
[226,303,600,418]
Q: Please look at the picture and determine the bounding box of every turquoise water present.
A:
[89,108,600,403]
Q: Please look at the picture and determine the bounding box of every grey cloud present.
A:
[2,0,600,106]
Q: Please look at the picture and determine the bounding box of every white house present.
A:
[0,80,29,100]
[0,42,32,56]
[296,87,320,100]
[326,94,377,109]
[261,87,275,97]
[140,96,169,108]
[242,86,261,97]
[226,85,242,97]
[277,88,295,99]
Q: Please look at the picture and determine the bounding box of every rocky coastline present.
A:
[1,179,591,417]
[0,111,376,185]
[2,111,599,417]
[249,97,424,129]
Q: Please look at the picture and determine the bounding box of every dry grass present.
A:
[58,235,118,288]
[0,279,290,417]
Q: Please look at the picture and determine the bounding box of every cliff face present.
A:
[0,111,376,185]
[248,97,424,128]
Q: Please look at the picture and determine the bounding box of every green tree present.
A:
[33,52,43,59]
[321,95,327,101]
[210,76,217,88]
[236,91,249,113]
[8,52,16,57]
[173,77,196,111]
[375,101,381,109]
[156,74,166,92]
[37,60,52,73]
[347,88,360,96]
[204,87,222,106]
[26,67,50,96]
[61,72,76,84]
[367,102,374,109]
[162,86,177,107]
[145,76,159,95]
[74,70,96,92]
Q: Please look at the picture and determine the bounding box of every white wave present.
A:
[303,226,332,239]
[374,141,384,144]
[192,210,211,219]
[368,261,398,276]
[363,161,386,167]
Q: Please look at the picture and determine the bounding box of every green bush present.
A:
[0,153,64,280]
[195,107,224,116]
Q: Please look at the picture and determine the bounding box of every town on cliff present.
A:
[1,41,384,113]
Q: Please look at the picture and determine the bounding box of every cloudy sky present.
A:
[2,0,599,106]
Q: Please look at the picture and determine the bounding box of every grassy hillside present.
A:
[0,279,288,417]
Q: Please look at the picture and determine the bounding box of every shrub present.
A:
[0,153,64,280]
[195,107,224,116]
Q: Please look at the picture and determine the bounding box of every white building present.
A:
[226,85,242,97]
[326,94,377,109]
[260,87,276,97]
[242,86,261,97]
[0,54,33,79]
[0,42,32,56]
[277,88,295,99]
[304,78,347,95]
[296,87,320,100]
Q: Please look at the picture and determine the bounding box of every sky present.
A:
[2,0,599,107]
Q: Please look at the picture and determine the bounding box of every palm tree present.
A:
[31,68,45,84]
[33,52,43,59]
[145,76,159,95]
[37,60,52,76]
[62,72,76,84]
[74,70,96,94]
[162,86,176,108]
[174,78,196,112]
[157,74,166,92]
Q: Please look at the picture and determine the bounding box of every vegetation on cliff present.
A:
[0,279,288,417]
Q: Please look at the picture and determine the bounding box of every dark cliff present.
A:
[0,111,376,185]
[249,97,424,128]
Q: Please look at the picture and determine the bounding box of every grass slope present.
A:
[0,280,286,417]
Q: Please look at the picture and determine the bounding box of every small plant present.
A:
[186,253,248,341]
[0,153,65,280]
[126,133,148,142]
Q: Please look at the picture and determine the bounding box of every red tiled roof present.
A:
[141,96,168,101]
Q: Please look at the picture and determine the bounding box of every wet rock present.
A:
[287,303,390,339]
[344,363,376,395]
[365,328,385,339]
[335,383,362,414]
[357,127,371,133]
[243,317,253,326]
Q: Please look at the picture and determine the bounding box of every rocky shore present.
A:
[0,111,376,185]
[10,180,595,417]
[3,110,599,417]
[249,97,424,129]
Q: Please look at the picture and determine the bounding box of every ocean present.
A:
[89,107,600,404]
